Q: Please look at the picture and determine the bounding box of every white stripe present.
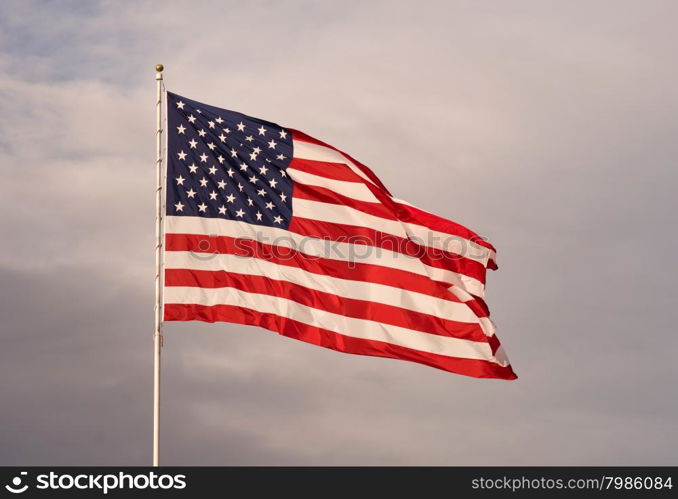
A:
[288,168,378,202]
[165,216,485,299]
[293,139,377,187]
[165,250,480,324]
[164,285,495,361]
[293,198,406,237]
[424,264,485,298]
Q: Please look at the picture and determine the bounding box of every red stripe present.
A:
[292,181,396,220]
[164,303,517,380]
[164,233,467,305]
[165,268,488,342]
[470,296,490,317]
[288,157,363,183]
[487,334,501,356]
[288,217,489,285]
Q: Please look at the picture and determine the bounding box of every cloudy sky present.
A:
[1,0,676,465]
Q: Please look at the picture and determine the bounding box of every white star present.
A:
[177,150,187,160]
[253,146,261,154]
[238,183,244,192]
[280,193,287,202]
[186,188,197,198]
[217,180,226,189]
[235,208,245,218]
[209,190,218,200]
[198,203,207,213]
[269,178,278,188]
[227,168,235,178]
[198,129,206,137]
[207,142,216,150]
[218,134,227,142]
[230,148,238,158]
[279,169,287,177]
[273,215,283,224]
[279,129,288,139]
[245,135,254,142]
[177,124,186,134]
[223,128,231,134]
[188,139,197,149]
[199,153,208,162]
[265,201,274,210]
[199,177,208,187]
[259,165,268,175]
[176,100,185,109]
[208,121,215,129]
[225,194,236,203]
[196,109,202,114]
[258,125,267,136]
[175,175,185,185]
[240,163,248,171]
[267,139,277,149]
[276,154,286,161]
[236,122,246,132]
[215,116,224,124]
[208,166,217,175]
[188,163,198,173]
[188,115,196,124]
[218,205,227,215]
[248,175,258,184]
[174,201,184,212]
[249,151,258,161]
[265,158,271,163]
[217,155,225,164]
[247,198,254,207]
[257,188,266,197]
[255,211,263,221]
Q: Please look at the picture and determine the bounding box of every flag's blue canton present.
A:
[166,92,293,228]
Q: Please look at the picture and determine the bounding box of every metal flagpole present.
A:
[153,63,165,467]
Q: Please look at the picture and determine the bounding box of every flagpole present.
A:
[153,63,165,467]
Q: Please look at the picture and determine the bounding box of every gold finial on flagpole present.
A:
[156,63,164,72]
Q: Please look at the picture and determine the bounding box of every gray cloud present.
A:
[1,0,676,465]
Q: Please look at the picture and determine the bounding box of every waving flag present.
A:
[163,91,516,380]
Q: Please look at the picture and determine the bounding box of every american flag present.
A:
[163,91,516,380]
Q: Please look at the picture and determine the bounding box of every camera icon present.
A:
[5,472,29,494]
